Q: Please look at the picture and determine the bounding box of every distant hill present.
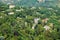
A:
[0,0,60,7]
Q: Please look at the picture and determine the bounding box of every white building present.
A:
[34,18,40,24]
[42,18,49,24]
[26,16,27,18]
[44,25,50,30]
[16,9,24,12]
[16,10,21,11]
[37,0,45,3]
[30,7,36,10]
[32,18,40,29]
[8,12,14,15]
[25,22,27,27]
[47,8,53,10]
[9,5,15,9]
[17,17,22,19]
[49,23,53,27]
[32,24,36,29]
[0,16,3,18]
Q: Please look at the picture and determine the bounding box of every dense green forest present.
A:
[0,3,60,40]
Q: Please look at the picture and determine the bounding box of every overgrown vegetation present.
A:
[0,3,60,40]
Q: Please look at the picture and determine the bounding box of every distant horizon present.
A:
[0,0,59,7]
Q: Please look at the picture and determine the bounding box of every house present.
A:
[37,0,45,3]
[16,10,21,12]
[42,18,49,25]
[32,24,36,29]
[32,18,40,29]
[8,12,14,15]
[34,18,40,24]
[0,16,3,18]
[9,4,15,9]
[30,7,36,10]
[44,25,50,30]
[17,17,22,19]
[25,22,27,27]
[49,23,54,29]
[49,23,54,27]
[47,8,53,10]
[16,9,24,12]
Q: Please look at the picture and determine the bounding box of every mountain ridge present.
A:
[0,0,60,7]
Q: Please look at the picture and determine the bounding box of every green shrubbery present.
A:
[0,3,60,40]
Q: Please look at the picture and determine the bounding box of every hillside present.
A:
[0,0,60,7]
[0,3,60,40]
